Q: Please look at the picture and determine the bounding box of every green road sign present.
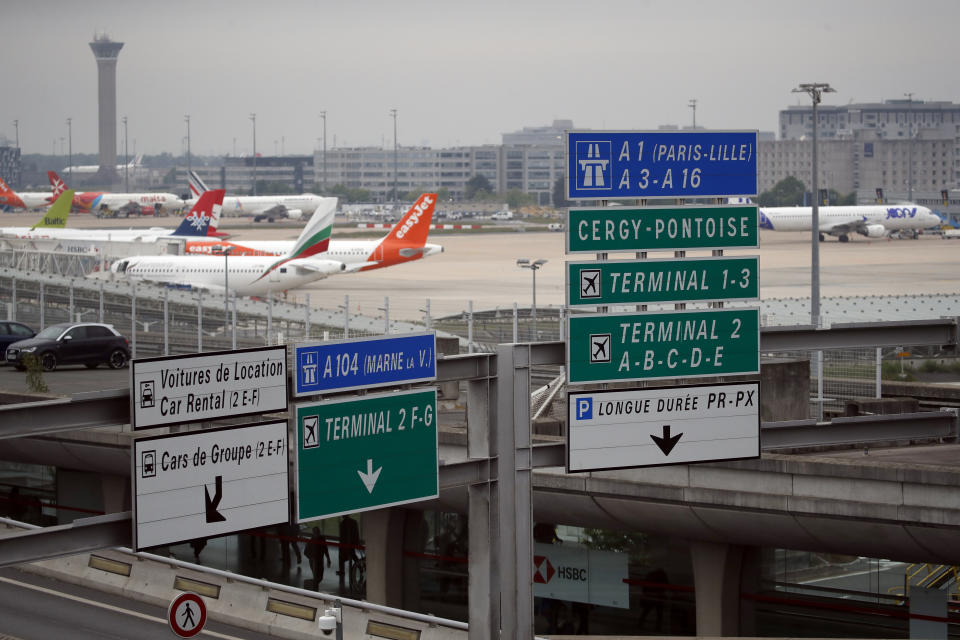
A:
[566,205,758,253]
[295,388,438,522]
[567,256,759,307]
[567,308,759,384]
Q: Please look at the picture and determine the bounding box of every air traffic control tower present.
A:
[89,34,123,184]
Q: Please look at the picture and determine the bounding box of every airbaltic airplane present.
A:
[183,192,444,270]
[1,190,221,248]
[109,199,345,296]
[186,170,330,220]
[48,171,183,216]
[0,177,55,211]
[758,204,942,242]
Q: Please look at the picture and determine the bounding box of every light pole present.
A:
[793,82,834,327]
[185,114,191,176]
[250,113,257,195]
[320,110,326,193]
[122,116,129,192]
[516,258,547,341]
[216,246,235,344]
[12,120,18,149]
[66,117,72,184]
[904,92,914,202]
[390,108,398,206]
[689,99,697,129]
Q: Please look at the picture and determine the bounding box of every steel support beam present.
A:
[761,410,958,450]
[0,389,129,439]
[0,512,131,567]
[761,319,958,351]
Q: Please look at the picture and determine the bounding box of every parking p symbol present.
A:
[576,398,593,420]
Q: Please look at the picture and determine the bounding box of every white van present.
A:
[491,210,514,221]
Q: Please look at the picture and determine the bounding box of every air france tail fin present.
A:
[31,190,73,229]
[188,170,211,200]
[0,177,27,210]
[171,189,224,236]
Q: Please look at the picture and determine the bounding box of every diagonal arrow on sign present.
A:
[204,475,226,523]
[650,425,683,456]
[357,459,382,494]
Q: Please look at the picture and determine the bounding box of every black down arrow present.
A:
[650,425,683,456]
[205,475,226,523]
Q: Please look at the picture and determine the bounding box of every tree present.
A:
[758,176,807,207]
[505,189,535,210]
[464,174,493,200]
[552,176,568,209]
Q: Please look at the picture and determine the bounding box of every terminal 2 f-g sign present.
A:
[566,130,758,200]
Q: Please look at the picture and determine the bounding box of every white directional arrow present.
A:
[357,459,382,494]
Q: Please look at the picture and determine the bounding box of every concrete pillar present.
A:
[362,508,406,607]
[100,473,129,513]
[690,541,745,636]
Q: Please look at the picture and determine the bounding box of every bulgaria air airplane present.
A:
[759,204,942,242]
[109,199,345,296]
[182,192,443,271]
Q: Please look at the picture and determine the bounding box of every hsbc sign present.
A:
[532,543,628,609]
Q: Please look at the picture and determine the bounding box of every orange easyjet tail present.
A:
[378,192,437,254]
[0,177,27,210]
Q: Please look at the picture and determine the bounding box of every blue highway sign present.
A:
[294,332,437,396]
[566,130,758,200]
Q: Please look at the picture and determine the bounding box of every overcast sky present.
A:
[4,0,958,156]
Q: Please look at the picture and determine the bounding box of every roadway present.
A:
[0,566,262,639]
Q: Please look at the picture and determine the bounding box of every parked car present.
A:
[5,322,130,372]
[0,321,36,357]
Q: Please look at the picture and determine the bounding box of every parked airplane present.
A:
[47,171,183,216]
[0,177,55,211]
[186,170,330,221]
[183,192,444,270]
[0,190,73,235]
[62,154,144,176]
[758,204,942,241]
[109,199,345,295]
[1,190,222,247]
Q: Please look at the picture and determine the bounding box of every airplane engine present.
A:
[864,224,887,238]
[286,209,303,220]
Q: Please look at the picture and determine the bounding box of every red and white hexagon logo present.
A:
[533,555,555,584]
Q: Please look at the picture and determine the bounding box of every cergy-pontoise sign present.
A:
[130,346,287,430]
[566,130,758,200]
[566,205,758,254]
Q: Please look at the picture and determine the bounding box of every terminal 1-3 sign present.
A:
[566,130,758,200]
[296,388,438,522]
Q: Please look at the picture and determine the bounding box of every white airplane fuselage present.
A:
[91,192,184,214]
[184,194,329,217]
[111,254,343,296]
[182,237,443,268]
[759,204,941,238]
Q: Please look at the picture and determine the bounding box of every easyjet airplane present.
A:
[109,198,346,296]
[0,177,56,211]
[183,193,443,271]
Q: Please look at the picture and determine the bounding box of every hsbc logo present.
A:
[533,555,555,584]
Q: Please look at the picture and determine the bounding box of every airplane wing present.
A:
[293,258,347,278]
[820,217,871,236]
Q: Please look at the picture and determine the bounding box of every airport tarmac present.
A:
[2,211,959,321]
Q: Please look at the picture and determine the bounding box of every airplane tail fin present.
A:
[31,190,73,229]
[252,198,339,283]
[171,189,224,236]
[376,193,437,257]
[0,177,27,210]
[188,170,210,199]
[48,171,69,197]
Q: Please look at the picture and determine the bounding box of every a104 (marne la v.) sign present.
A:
[296,387,438,522]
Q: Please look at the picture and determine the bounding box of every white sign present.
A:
[130,346,288,430]
[567,382,759,472]
[133,421,289,551]
[533,542,628,609]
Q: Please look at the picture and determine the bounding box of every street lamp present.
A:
[904,92,914,202]
[122,116,129,192]
[66,117,72,184]
[792,82,835,326]
[215,246,235,345]
[516,258,547,341]
[12,119,18,149]
[249,113,257,195]
[688,99,697,129]
[390,108,398,206]
[184,114,191,176]
[320,110,326,193]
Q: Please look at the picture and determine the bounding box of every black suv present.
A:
[6,322,130,371]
